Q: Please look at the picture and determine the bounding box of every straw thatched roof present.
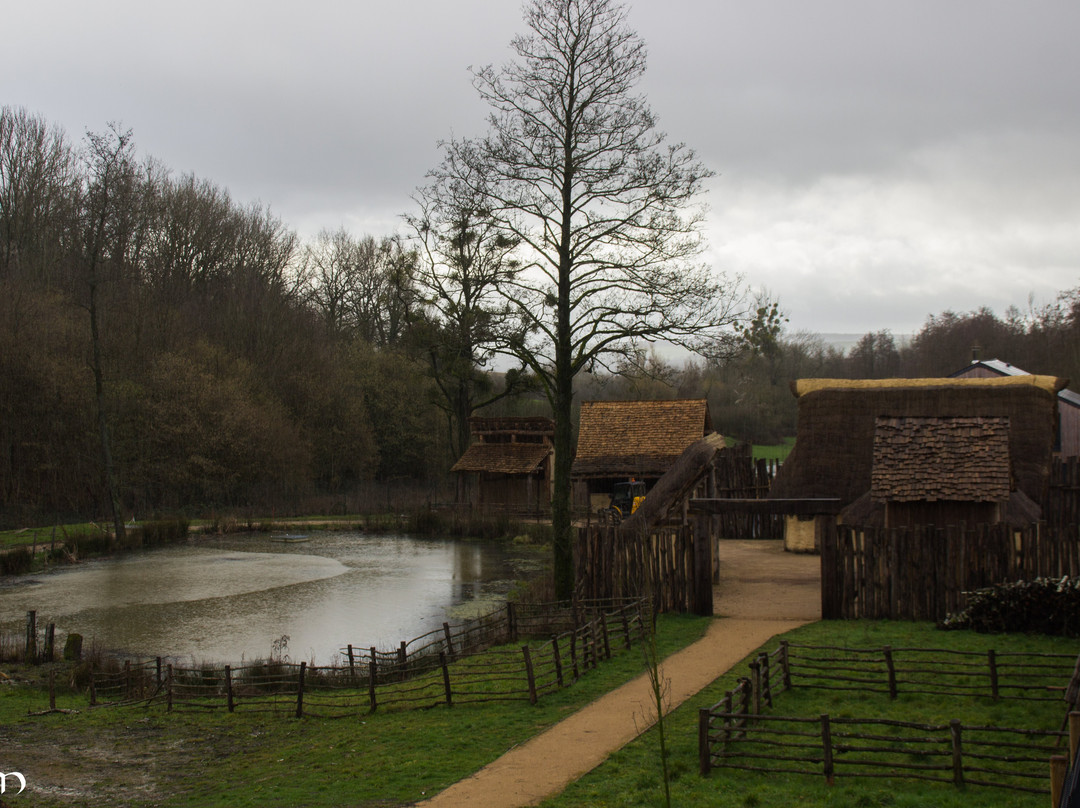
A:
[792,376,1064,397]
[619,432,726,535]
[771,377,1060,509]
[871,416,1011,503]
[572,399,713,478]
[450,443,551,474]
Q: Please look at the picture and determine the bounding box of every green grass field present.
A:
[539,620,1077,808]
[3,618,1074,806]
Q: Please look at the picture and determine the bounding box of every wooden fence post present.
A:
[398,642,408,682]
[699,708,712,776]
[368,647,378,713]
[821,714,834,785]
[439,651,452,707]
[551,636,564,688]
[166,664,173,712]
[569,631,580,681]
[760,653,773,708]
[443,622,455,661]
[1070,711,1080,762]
[225,665,234,712]
[950,719,963,786]
[780,640,792,691]
[1052,755,1068,808]
[347,644,356,679]
[49,669,56,711]
[124,660,132,699]
[883,646,897,699]
[600,613,611,660]
[24,610,37,664]
[89,665,97,706]
[156,657,163,691]
[44,623,55,663]
[749,659,762,715]
[522,646,537,705]
[295,661,306,719]
[621,610,632,650]
[987,649,999,700]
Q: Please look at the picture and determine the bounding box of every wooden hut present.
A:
[769,376,1062,549]
[950,357,1080,458]
[451,417,554,511]
[571,399,714,512]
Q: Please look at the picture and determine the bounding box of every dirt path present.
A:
[417,541,821,808]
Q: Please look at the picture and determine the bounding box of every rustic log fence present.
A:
[821,521,1080,620]
[699,641,1079,795]
[576,525,711,614]
[712,446,783,540]
[74,598,647,717]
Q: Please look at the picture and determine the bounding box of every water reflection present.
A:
[0,532,543,664]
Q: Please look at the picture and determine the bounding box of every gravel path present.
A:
[417,540,821,807]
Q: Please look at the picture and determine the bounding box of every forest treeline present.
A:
[2,107,1078,524]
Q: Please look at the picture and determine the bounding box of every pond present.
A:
[0,532,546,665]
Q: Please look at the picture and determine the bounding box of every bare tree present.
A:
[433,0,744,596]
[77,123,139,542]
[407,174,533,459]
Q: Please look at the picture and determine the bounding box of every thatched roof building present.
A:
[951,358,1080,458]
[572,399,713,479]
[572,399,714,510]
[451,417,554,510]
[770,376,1062,530]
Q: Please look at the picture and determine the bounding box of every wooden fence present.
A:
[712,446,783,540]
[575,525,711,614]
[699,642,1079,794]
[79,599,647,717]
[1047,457,1080,529]
[820,521,1080,620]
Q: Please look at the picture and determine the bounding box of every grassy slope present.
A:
[539,620,1078,808]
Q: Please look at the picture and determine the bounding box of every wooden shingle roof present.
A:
[871,416,1011,503]
[451,443,551,475]
[572,399,712,478]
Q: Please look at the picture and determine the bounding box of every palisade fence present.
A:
[699,641,1079,795]
[712,446,783,540]
[821,520,1080,620]
[65,598,648,717]
[576,525,711,614]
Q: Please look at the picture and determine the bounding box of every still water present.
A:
[0,532,544,665]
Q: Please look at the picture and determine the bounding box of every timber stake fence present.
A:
[68,598,647,717]
[699,641,1080,795]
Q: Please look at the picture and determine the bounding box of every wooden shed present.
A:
[769,376,1062,548]
[950,357,1080,458]
[571,399,714,512]
[451,417,554,511]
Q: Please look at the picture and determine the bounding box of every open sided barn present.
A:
[769,376,1062,549]
[571,399,714,513]
[450,417,555,511]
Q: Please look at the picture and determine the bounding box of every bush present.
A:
[939,577,1080,635]
[0,546,33,575]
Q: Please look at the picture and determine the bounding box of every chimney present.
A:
[971,344,981,363]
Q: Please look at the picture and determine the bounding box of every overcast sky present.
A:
[4,0,1078,335]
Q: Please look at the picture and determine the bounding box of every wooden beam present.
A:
[689,498,843,516]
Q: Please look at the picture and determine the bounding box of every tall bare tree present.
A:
[77,124,139,541]
[407,174,533,459]
[433,0,743,596]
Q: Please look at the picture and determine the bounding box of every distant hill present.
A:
[815,333,914,354]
